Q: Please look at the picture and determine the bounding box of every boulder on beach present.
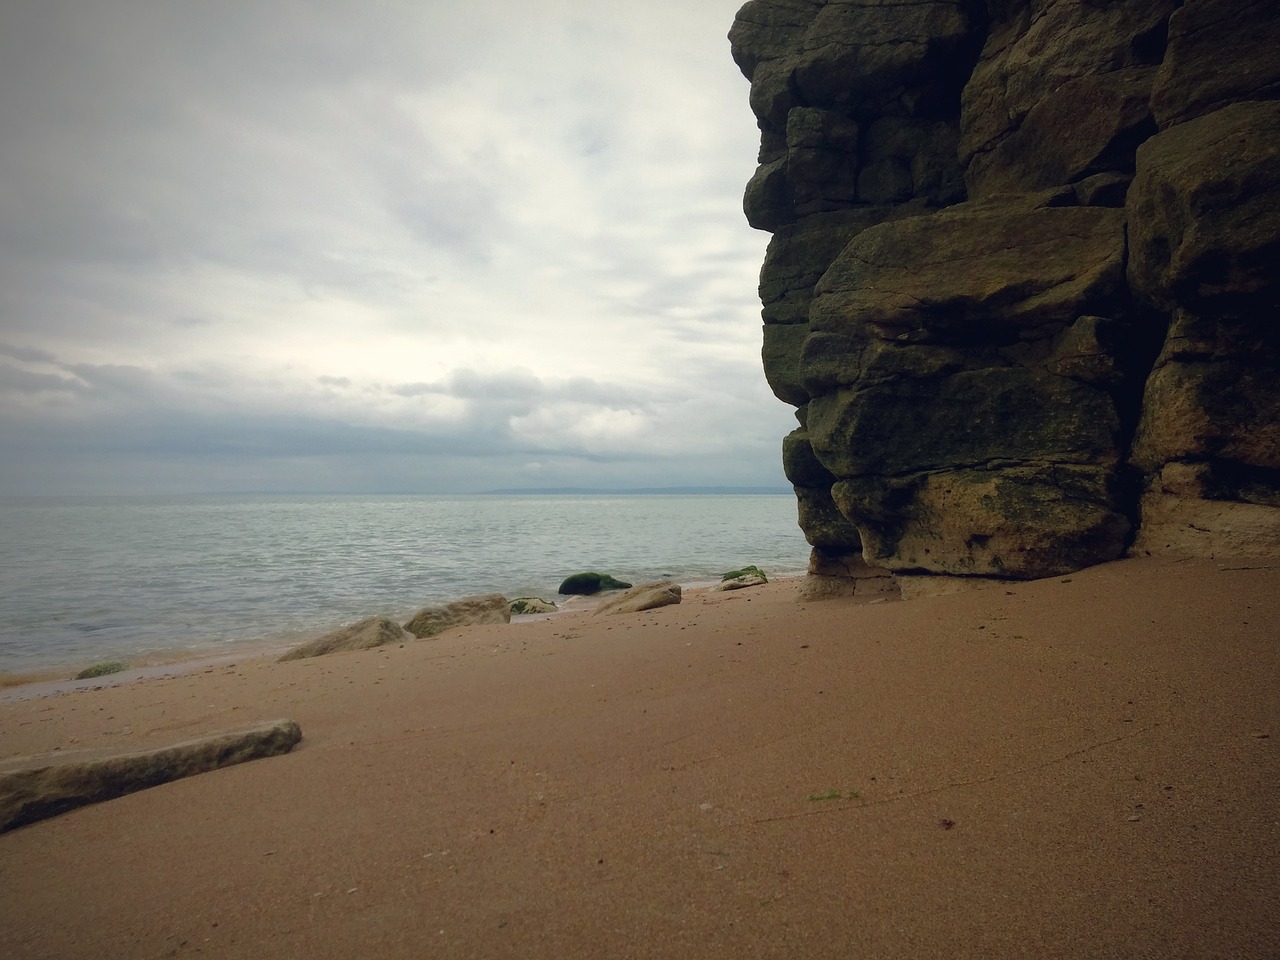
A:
[717,565,769,590]
[557,572,633,596]
[594,581,682,616]
[510,597,557,615]
[73,660,131,680]
[716,573,768,592]
[278,616,412,662]
[0,719,302,833]
[403,593,511,639]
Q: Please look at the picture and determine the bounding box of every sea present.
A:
[0,493,810,674]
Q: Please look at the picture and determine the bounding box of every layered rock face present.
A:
[731,0,1280,584]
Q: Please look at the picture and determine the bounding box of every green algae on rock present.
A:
[73,661,131,680]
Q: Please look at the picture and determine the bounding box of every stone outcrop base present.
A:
[799,550,901,602]
[1134,494,1280,559]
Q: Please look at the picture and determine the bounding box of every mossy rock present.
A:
[74,660,131,680]
[557,572,633,596]
[510,597,557,615]
[722,565,768,582]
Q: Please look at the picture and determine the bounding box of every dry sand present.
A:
[1,556,1277,959]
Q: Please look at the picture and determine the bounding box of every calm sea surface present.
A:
[0,494,809,671]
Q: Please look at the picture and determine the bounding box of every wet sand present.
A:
[2,556,1278,959]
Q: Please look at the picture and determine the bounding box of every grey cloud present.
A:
[0,366,793,495]
[0,364,84,396]
[387,382,440,398]
[555,376,652,409]
[387,369,652,410]
[446,368,546,401]
[0,372,738,496]
[0,2,507,291]
[395,191,503,264]
[0,342,59,364]
[3,352,627,453]
[1,407,487,462]
[62,362,164,398]
[0,195,166,267]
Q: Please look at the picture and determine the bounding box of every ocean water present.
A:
[0,494,810,672]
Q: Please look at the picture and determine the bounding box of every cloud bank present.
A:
[0,1,785,494]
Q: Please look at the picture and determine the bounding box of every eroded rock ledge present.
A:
[731,0,1280,592]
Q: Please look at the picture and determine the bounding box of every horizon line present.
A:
[0,485,795,499]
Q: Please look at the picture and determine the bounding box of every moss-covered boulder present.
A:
[717,566,769,591]
[73,661,131,680]
[557,573,632,596]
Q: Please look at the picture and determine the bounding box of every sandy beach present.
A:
[2,556,1278,959]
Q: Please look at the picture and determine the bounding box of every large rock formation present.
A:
[731,0,1280,587]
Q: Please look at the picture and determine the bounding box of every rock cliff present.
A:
[731,0,1280,587]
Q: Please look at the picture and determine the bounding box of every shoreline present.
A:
[1,493,812,681]
[0,573,805,701]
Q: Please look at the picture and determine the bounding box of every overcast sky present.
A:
[0,0,790,496]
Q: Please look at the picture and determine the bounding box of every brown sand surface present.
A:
[1,557,1278,959]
